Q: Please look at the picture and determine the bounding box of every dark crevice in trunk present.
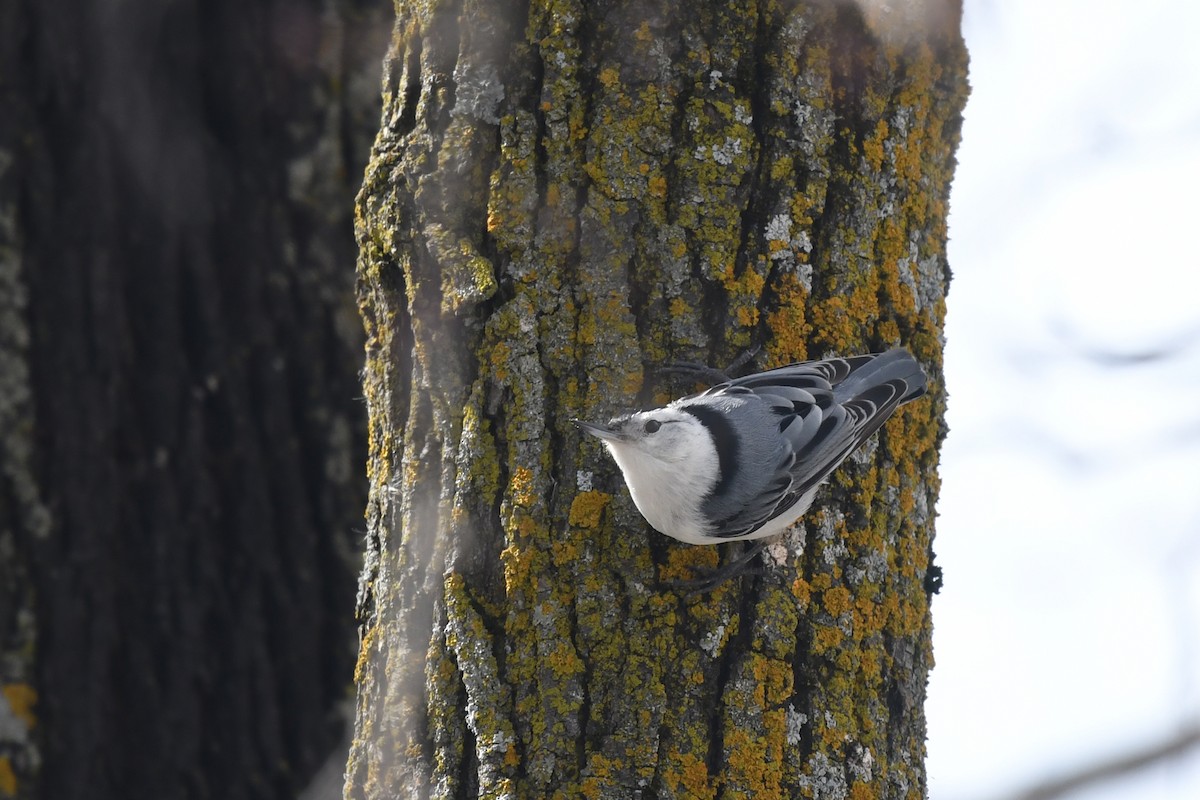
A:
[10,1,383,797]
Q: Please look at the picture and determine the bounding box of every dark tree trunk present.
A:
[347,1,967,798]
[0,1,390,798]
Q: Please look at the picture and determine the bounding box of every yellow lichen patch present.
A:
[500,544,534,595]
[725,735,784,800]
[876,317,902,343]
[764,272,812,367]
[857,650,883,684]
[813,623,843,652]
[791,576,811,607]
[2,684,36,729]
[850,780,877,800]
[353,625,378,684]
[808,571,833,593]
[863,119,889,173]
[548,640,584,681]
[658,544,720,583]
[716,257,767,334]
[807,277,881,352]
[790,192,818,229]
[821,586,853,618]
[719,258,765,300]
[550,537,580,569]
[854,596,887,636]
[510,465,537,508]
[770,154,795,182]
[669,296,691,319]
[0,757,15,797]
[660,748,715,799]
[490,341,512,382]
[568,490,610,528]
[721,652,791,799]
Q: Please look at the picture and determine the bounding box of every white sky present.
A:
[928,1,1200,799]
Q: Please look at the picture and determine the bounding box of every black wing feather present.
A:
[697,350,926,539]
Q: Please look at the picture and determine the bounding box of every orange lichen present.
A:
[822,586,853,618]
[568,491,610,528]
[0,758,16,796]
[510,465,537,508]
[1,684,36,729]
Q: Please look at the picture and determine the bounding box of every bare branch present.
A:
[1003,724,1200,800]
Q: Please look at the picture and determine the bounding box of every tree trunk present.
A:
[347,0,966,797]
[0,1,389,798]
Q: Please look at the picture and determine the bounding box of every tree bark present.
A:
[1,1,389,798]
[347,0,966,798]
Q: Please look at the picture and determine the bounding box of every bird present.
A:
[576,349,927,586]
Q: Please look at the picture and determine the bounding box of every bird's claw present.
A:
[664,540,769,596]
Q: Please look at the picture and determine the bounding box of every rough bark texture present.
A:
[0,1,389,798]
[348,0,966,798]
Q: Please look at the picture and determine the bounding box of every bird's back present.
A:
[676,349,927,540]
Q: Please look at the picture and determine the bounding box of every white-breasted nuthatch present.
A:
[577,349,927,546]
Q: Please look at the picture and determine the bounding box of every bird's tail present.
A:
[832,348,927,404]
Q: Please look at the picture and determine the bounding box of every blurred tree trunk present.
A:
[347,0,965,798]
[0,1,390,798]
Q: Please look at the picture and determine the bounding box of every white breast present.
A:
[603,438,719,545]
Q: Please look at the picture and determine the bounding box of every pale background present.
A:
[927,1,1200,799]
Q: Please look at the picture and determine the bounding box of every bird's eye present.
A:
[644,419,661,434]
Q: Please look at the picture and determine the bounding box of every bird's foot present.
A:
[667,540,768,596]
[657,344,762,386]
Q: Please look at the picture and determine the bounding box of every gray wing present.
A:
[694,349,927,539]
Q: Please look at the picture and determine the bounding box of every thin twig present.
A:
[1003,724,1200,800]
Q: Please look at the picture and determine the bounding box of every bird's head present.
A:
[577,408,699,458]
[576,408,714,487]
[575,406,724,543]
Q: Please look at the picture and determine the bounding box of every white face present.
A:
[602,408,706,465]
[579,407,719,543]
